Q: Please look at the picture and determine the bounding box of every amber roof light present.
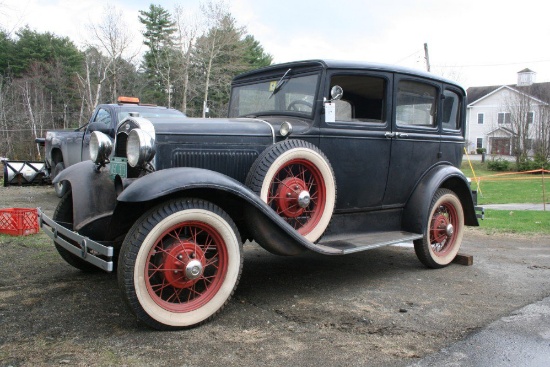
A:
[118,96,140,104]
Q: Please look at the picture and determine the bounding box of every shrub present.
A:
[517,155,549,172]
[487,158,510,171]
[476,148,486,154]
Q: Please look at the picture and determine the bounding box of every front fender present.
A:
[53,161,116,236]
[402,164,479,235]
[113,168,319,255]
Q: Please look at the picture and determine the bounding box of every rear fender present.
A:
[402,165,479,234]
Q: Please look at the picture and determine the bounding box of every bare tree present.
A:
[535,104,550,161]
[173,4,201,114]
[196,1,246,117]
[84,5,138,105]
[503,87,536,165]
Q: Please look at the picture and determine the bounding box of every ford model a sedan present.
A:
[39,60,482,330]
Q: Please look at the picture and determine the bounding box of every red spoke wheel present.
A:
[118,199,242,329]
[246,140,336,243]
[414,189,464,268]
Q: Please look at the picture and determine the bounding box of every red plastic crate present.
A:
[0,208,39,236]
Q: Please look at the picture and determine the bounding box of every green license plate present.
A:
[110,157,127,179]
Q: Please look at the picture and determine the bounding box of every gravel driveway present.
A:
[1,186,549,366]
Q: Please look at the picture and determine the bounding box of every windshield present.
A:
[117,107,186,122]
[229,73,320,118]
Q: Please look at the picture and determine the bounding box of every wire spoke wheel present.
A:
[118,199,242,330]
[267,158,326,235]
[414,189,464,268]
[246,140,336,243]
[145,221,228,313]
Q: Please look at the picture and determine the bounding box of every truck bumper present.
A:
[38,208,114,272]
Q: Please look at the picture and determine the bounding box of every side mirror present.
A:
[324,85,344,123]
[330,85,344,101]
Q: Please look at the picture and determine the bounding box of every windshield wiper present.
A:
[269,68,292,99]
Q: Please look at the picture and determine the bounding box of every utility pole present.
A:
[424,43,431,72]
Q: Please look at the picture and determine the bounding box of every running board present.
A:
[316,231,423,255]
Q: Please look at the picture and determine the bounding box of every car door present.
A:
[382,75,442,207]
[319,70,393,210]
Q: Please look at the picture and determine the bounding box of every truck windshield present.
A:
[229,73,320,118]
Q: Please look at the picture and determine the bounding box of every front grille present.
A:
[115,133,128,157]
[172,149,258,182]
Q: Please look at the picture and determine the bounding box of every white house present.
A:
[466,69,550,156]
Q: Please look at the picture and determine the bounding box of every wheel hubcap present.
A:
[162,242,206,289]
[275,177,309,217]
[298,190,311,208]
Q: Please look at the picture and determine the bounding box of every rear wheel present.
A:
[118,199,243,329]
[52,162,69,198]
[53,192,99,272]
[414,189,464,268]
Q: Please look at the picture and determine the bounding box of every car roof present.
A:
[233,59,465,92]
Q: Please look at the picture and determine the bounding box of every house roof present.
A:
[467,81,550,106]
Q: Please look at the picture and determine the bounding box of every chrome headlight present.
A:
[127,128,155,167]
[280,121,293,137]
[90,131,113,164]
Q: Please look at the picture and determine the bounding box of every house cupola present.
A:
[517,68,536,86]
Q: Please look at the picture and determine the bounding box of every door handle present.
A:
[396,133,409,138]
[385,132,395,138]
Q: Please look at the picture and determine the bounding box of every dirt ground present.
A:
[1,186,550,367]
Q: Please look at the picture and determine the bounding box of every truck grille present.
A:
[172,149,258,182]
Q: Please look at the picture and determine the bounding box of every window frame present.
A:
[477,113,484,125]
[394,78,440,131]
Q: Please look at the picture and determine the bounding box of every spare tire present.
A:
[246,140,336,243]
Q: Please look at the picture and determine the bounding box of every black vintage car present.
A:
[39,60,482,330]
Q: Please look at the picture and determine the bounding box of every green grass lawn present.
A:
[461,160,550,235]
[480,209,550,235]
[461,161,549,205]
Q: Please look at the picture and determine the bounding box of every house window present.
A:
[477,113,484,124]
[476,138,483,149]
[527,111,534,124]
[498,112,510,124]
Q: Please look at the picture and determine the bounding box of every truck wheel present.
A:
[118,199,243,330]
[414,189,464,268]
[53,192,100,272]
[52,162,69,198]
[246,140,336,243]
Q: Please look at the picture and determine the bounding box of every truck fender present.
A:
[113,167,317,256]
[53,160,117,237]
[401,164,479,235]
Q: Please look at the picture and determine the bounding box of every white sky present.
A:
[2,0,550,88]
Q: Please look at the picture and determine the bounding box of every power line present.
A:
[433,59,550,68]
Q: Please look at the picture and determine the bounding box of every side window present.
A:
[88,108,112,134]
[94,109,111,126]
[329,75,386,123]
[396,80,437,127]
[442,89,461,130]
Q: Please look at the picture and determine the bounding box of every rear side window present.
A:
[396,80,437,127]
[442,89,461,130]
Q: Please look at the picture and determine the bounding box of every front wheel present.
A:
[414,189,464,268]
[118,199,243,330]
